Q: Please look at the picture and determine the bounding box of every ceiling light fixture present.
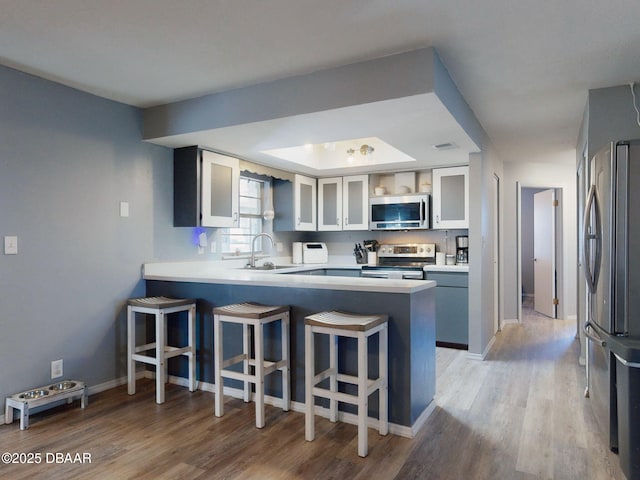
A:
[346,144,374,162]
[346,148,355,163]
[359,144,374,156]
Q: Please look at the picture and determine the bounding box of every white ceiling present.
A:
[2,0,640,169]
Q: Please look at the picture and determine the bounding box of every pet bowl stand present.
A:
[5,380,87,430]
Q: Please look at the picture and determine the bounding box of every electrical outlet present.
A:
[276,242,283,253]
[51,359,63,379]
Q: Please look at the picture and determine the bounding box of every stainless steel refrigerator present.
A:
[583,139,640,480]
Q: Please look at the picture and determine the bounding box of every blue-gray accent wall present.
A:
[0,65,180,403]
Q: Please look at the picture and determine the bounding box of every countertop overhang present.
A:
[142,259,469,294]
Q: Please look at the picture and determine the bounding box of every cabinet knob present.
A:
[336,218,340,226]
[345,217,348,226]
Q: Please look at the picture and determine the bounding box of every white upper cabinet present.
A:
[273,174,316,231]
[318,177,343,231]
[318,175,368,231]
[173,146,239,228]
[342,175,369,230]
[294,174,317,231]
[201,150,240,227]
[432,166,469,229]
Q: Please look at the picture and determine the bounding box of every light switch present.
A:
[4,236,18,255]
[119,201,129,217]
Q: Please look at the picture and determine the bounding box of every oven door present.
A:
[361,267,424,280]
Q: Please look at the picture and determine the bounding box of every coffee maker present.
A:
[456,235,469,264]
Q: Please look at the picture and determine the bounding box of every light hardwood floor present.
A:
[0,305,626,480]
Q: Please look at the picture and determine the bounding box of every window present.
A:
[220,176,266,253]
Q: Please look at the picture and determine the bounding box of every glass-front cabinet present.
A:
[318,177,343,230]
[274,174,317,231]
[201,151,240,227]
[318,175,368,231]
[432,166,469,229]
[294,174,317,231]
[173,146,240,228]
[343,175,369,230]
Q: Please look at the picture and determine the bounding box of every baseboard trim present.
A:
[4,371,434,438]
[436,341,468,350]
[467,335,496,361]
[151,373,428,438]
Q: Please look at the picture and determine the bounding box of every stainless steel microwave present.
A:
[369,194,430,230]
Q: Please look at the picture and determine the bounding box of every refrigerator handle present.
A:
[613,352,640,369]
[582,185,602,293]
[583,320,606,347]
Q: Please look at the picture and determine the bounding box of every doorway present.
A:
[517,184,562,321]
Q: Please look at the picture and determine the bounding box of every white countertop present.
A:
[143,258,444,293]
[142,256,467,294]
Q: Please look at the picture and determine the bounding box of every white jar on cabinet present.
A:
[432,166,469,229]
[318,175,368,231]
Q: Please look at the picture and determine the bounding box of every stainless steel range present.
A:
[361,243,435,280]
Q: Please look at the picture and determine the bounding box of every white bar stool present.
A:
[214,302,290,428]
[127,296,196,404]
[305,310,388,457]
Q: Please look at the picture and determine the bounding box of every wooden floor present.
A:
[1,304,626,480]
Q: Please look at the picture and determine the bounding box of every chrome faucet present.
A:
[248,233,274,268]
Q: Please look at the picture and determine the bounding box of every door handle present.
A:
[583,321,606,347]
[582,185,602,294]
[613,352,640,369]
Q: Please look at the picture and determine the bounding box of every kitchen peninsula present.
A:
[142,260,437,435]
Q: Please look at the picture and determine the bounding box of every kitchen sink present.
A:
[241,264,292,271]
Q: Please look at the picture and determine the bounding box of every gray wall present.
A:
[502,162,577,321]
[0,65,179,404]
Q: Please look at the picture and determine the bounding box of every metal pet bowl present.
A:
[19,389,50,399]
[50,381,77,391]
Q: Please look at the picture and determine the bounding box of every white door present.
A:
[533,189,556,318]
[493,174,500,332]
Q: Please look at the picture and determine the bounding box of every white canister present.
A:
[446,254,456,265]
[435,252,446,265]
[367,251,377,266]
[292,242,303,264]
